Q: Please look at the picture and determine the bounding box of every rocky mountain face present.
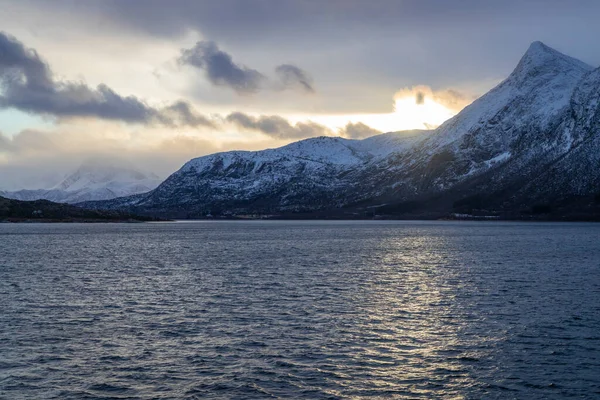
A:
[83,42,600,219]
[1,159,161,204]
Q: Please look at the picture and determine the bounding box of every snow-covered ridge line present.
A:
[181,130,429,173]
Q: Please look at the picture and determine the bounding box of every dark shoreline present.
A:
[0,218,155,223]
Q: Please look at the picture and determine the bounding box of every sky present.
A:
[1,0,600,189]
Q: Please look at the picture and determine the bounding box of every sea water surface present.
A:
[1,221,599,399]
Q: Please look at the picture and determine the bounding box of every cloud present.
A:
[161,101,215,128]
[0,129,57,155]
[226,112,330,139]
[340,122,381,139]
[275,64,314,93]
[179,40,316,95]
[0,31,213,127]
[178,40,265,94]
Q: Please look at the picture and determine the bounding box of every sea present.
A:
[1,221,599,399]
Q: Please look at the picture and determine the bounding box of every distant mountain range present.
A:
[1,159,161,204]
[79,42,600,220]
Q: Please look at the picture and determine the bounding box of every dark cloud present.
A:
[226,112,330,139]
[275,64,314,93]
[179,41,315,95]
[178,40,265,94]
[0,31,213,127]
[340,122,381,139]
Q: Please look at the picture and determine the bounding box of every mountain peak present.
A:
[511,41,592,84]
[521,41,572,64]
[525,41,552,55]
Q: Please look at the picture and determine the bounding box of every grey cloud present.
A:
[162,101,215,128]
[275,64,314,93]
[340,122,381,139]
[179,41,265,94]
[0,31,213,127]
[179,41,315,95]
[226,112,330,139]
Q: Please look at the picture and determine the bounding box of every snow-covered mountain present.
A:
[1,159,161,204]
[82,42,600,219]
[85,131,430,216]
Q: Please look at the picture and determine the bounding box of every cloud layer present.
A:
[225,112,382,140]
[226,112,329,139]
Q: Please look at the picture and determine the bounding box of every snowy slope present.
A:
[508,65,600,203]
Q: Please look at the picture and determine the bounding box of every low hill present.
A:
[0,196,158,222]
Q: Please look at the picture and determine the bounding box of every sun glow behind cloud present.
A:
[306,86,473,134]
[393,95,457,128]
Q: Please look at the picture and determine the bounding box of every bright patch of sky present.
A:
[0,110,55,136]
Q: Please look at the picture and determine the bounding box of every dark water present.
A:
[1,221,599,399]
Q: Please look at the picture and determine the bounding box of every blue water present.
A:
[1,221,599,399]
